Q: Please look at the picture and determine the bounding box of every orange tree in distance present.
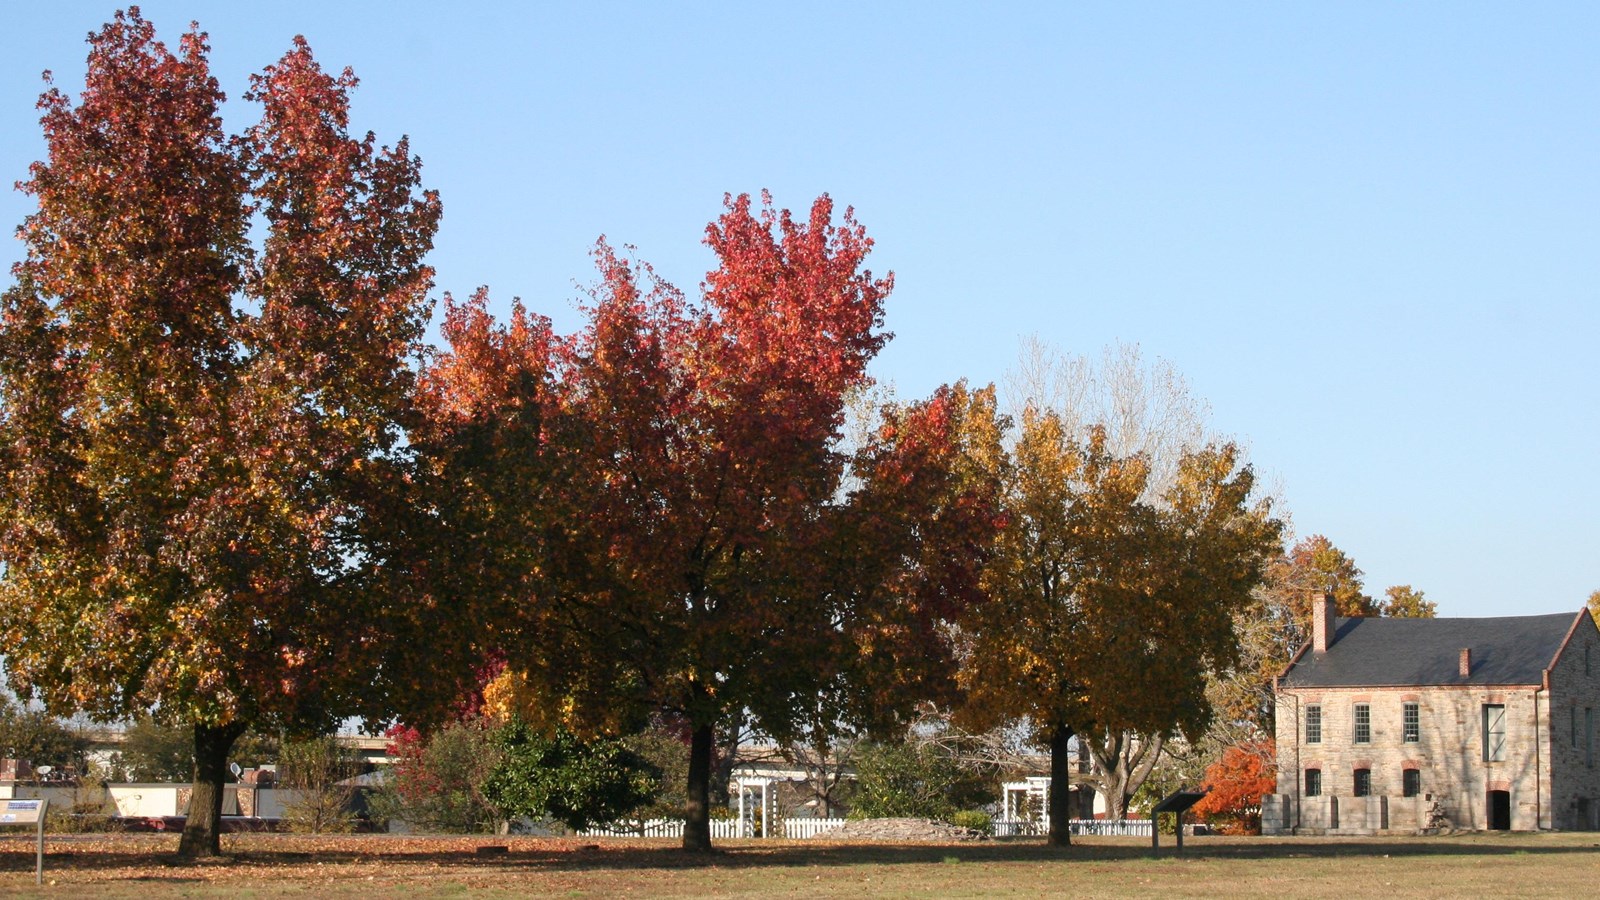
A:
[0,11,466,857]
[1191,740,1276,834]
[421,194,1004,850]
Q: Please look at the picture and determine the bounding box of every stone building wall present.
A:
[1270,684,1548,833]
[1268,617,1600,834]
[1546,621,1600,830]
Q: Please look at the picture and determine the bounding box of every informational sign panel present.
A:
[0,799,41,823]
[1,798,47,883]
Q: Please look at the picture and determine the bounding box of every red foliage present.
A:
[1192,740,1276,834]
[417,192,1004,848]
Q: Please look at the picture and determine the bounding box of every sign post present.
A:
[1,797,49,884]
[1149,788,1205,854]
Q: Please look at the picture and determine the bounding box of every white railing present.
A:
[994,818,1170,837]
[1069,818,1152,836]
[576,818,748,839]
[578,816,1184,840]
[993,818,1042,837]
[780,817,848,839]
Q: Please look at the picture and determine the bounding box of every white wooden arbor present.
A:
[734,775,777,838]
[1001,775,1052,823]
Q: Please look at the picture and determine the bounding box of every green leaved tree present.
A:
[481,721,661,832]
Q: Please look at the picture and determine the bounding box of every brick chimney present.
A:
[1312,590,1337,653]
[1459,648,1472,677]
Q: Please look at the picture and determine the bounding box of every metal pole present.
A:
[36,797,48,885]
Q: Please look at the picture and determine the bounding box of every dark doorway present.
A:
[1487,790,1511,830]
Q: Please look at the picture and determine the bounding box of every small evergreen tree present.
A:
[481,720,660,832]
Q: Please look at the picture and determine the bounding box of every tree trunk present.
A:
[1085,730,1165,822]
[177,721,247,859]
[683,720,715,852]
[1046,722,1074,847]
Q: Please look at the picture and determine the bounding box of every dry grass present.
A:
[0,830,1596,897]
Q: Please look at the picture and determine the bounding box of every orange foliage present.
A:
[1192,740,1276,834]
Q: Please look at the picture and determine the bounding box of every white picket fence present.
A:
[576,817,851,839]
[992,818,1043,837]
[1066,818,1153,836]
[780,816,848,839]
[576,818,748,839]
[994,819,1203,837]
[578,816,1178,840]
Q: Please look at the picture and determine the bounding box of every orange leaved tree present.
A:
[1191,740,1276,834]
[959,410,1282,845]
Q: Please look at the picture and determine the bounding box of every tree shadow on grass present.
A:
[2,833,1598,877]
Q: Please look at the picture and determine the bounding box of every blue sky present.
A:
[4,3,1597,618]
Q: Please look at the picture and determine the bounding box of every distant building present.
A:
[1263,594,1600,834]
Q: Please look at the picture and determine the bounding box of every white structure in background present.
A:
[729,755,828,836]
[996,775,1108,835]
[1001,775,1052,822]
[733,775,777,838]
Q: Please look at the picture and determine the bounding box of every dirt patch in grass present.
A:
[0,831,1596,897]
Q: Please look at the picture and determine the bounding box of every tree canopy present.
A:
[0,10,452,856]
[423,194,1003,850]
[959,406,1282,842]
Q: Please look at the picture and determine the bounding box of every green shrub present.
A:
[948,809,992,835]
[378,721,503,833]
[848,742,993,821]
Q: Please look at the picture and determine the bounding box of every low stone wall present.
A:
[1264,793,1435,835]
[808,818,987,842]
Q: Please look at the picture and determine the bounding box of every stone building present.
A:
[1262,594,1600,834]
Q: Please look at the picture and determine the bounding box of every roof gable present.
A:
[1279,611,1582,688]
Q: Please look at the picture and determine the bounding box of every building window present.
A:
[1353,768,1371,797]
[1354,704,1371,744]
[1588,708,1594,768]
[1403,703,1419,743]
[1483,704,1507,762]
[1305,769,1322,797]
[1402,768,1421,797]
[1306,705,1322,744]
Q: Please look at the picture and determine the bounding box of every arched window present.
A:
[1402,768,1421,797]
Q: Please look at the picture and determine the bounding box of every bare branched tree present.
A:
[1005,338,1210,500]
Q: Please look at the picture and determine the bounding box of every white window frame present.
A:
[1483,704,1507,762]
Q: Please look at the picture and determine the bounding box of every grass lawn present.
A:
[0,831,1596,897]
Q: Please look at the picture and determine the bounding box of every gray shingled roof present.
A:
[1278,612,1580,688]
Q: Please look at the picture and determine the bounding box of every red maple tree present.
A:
[1191,740,1277,834]
[421,193,1003,850]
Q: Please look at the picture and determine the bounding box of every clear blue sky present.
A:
[4,3,1596,618]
